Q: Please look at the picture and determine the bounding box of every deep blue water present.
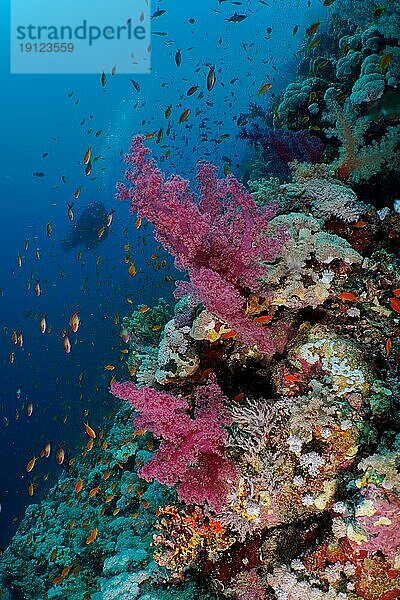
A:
[0,0,324,548]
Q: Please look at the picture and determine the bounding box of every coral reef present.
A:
[273,1,400,192]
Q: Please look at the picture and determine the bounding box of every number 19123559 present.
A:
[19,42,75,52]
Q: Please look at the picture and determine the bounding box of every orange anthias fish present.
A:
[306,20,320,36]
[86,528,98,544]
[63,332,71,354]
[128,263,137,277]
[69,312,80,333]
[26,456,36,473]
[85,422,96,439]
[83,146,91,165]
[385,337,392,356]
[40,315,47,333]
[75,479,83,493]
[221,330,238,340]
[187,85,199,96]
[338,292,359,302]
[138,305,150,314]
[56,446,65,465]
[88,487,100,498]
[40,441,51,458]
[179,109,191,124]
[257,82,272,95]
[284,373,305,383]
[254,315,273,324]
[390,296,400,313]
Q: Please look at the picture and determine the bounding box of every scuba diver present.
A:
[62,201,114,251]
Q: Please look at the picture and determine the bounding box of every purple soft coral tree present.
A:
[117,136,285,354]
[240,124,324,179]
[111,375,237,511]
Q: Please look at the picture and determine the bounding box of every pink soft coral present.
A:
[351,484,400,557]
[111,375,237,511]
[117,136,285,354]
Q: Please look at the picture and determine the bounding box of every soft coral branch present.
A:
[117,136,286,354]
[111,375,237,511]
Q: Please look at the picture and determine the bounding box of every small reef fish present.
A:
[128,263,137,277]
[254,315,273,324]
[130,79,141,92]
[338,292,359,302]
[257,83,272,95]
[26,456,36,473]
[69,312,80,333]
[179,109,191,124]
[56,446,65,465]
[207,66,216,91]
[284,374,305,383]
[40,316,47,333]
[138,305,150,314]
[88,487,100,498]
[86,528,98,544]
[67,203,74,221]
[306,20,321,36]
[389,296,400,313]
[84,422,96,439]
[40,442,51,458]
[106,209,115,227]
[63,331,71,353]
[221,330,238,339]
[175,48,182,66]
[187,85,199,96]
[226,12,247,22]
[83,147,91,165]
